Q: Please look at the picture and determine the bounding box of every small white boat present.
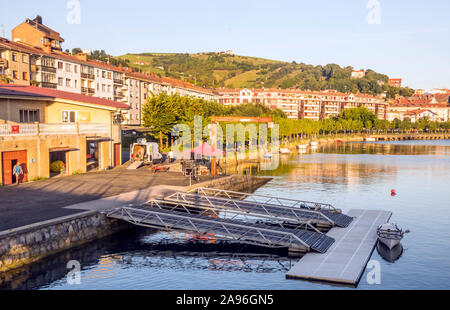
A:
[310,141,319,147]
[298,144,309,150]
[377,223,409,250]
[280,148,290,154]
[365,137,376,142]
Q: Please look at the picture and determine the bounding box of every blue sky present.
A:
[1,0,449,89]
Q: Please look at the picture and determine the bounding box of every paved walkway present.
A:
[0,165,221,232]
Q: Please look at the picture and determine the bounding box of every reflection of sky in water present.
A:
[3,140,449,290]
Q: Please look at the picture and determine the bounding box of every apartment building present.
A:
[387,94,450,122]
[122,73,142,125]
[0,39,33,85]
[217,88,388,120]
[12,15,64,51]
[0,84,128,185]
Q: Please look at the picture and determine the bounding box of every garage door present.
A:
[2,150,28,185]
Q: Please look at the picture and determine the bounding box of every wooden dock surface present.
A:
[286,209,392,286]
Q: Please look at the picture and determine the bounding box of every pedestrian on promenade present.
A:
[168,150,175,163]
[13,161,23,185]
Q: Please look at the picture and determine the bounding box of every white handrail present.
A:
[0,123,109,136]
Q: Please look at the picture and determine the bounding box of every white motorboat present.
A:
[365,137,376,142]
[310,141,319,147]
[377,223,409,250]
[298,144,309,150]
[280,148,290,154]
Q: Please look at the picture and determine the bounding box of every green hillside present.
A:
[115,52,414,98]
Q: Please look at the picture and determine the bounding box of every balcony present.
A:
[81,87,95,94]
[0,58,8,69]
[39,82,57,89]
[36,65,57,73]
[0,123,109,137]
[113,79,123,85]
[81,72,95,80]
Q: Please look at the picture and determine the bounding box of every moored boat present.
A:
[365,137,376,142]
[280,148,290,154]
[310,141,319,147]
[377,223,409,250]
[298,144,309,150]
[376,241,403,263]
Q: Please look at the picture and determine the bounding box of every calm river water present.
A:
[2,140,450,290]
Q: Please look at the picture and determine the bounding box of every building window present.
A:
[13,70,18,79]
[74,80,78,88]
[12,53,17,62]
[97,83,99,90]
[61,111,77,123]
[74,65,78,73]
[19,109,40,123]
[58,77,63,86]
[58,62,63,69]
[107,72,112,79]
[107,85,111,92]
[66,78,71,87]
[102,71,106,78]
[22,54,28,63]
[102,84,106,91]
[22,72,28,80]
[65,63,72,72]
[97,70,100,77]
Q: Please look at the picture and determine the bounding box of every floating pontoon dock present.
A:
[105,188,391,286]
[286,209,392,286]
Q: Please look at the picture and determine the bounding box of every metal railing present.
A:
[192,187,340,213]
[164,192,327,231]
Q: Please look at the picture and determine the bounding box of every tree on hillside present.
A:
[71,48,83,55]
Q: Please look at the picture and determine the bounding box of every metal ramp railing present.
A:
[191,187,354,228]
[164,192,333,229]
[105,203,335,253]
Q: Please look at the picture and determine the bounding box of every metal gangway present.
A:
[105,201,335,253]
[179,188,354,228]
[165,192,334,229]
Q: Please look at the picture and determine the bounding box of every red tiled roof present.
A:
[0,84,129,109]
[0,37,122,72]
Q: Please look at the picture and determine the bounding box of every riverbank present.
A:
[0,166,271,274]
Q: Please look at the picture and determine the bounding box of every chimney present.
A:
[75,53,88,62]
[43,42,51,54]
[34,15,43,24]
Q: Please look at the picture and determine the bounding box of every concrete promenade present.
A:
[0,164,220,232]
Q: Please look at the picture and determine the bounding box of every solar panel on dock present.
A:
[286,209,392,286]
[106,204,335,253]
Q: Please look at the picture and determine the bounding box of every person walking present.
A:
[168,150,175,163]
[12,161,23,185]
